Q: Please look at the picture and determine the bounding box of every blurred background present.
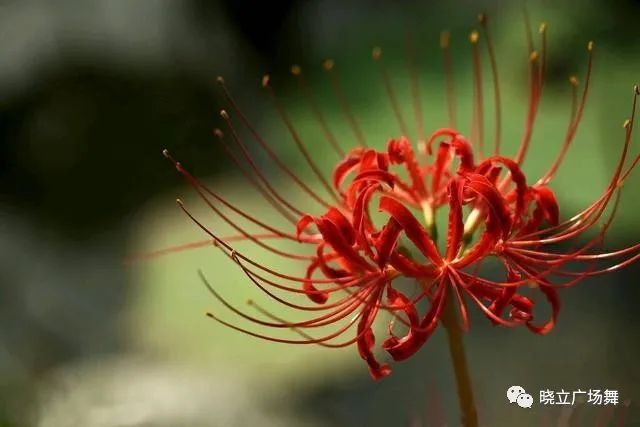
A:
[1,0,640,425]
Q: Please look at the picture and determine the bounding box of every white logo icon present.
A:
[507,385,533,408]
[517,393,534,408]
[507,385,525,403]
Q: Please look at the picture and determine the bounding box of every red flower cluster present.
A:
[159,18,640,379]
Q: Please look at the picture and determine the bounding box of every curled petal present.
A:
[357,286,391,380]
[353,169,396,187]
[381,286,420,354]
[487,263,521,325]
[516,185,560,237]
[379,196,443,265]
[352,184,380,258]
[426,129,475,173]
[431,142,452,195]
[464,173,512,237]
[324,207,355,245]
[332,147,366,192]
[304,261,330,304]
[315,217,373,271]
[450,135,475,172]
[476,156,528,222]
[387,137,428,199]
[374,218,402,268]
[445,179,464,261]
[296,214,315,239]
[530,185,560,225]
[315,243,350,279]
[383,279,447,361]
[389,252,439,278]
[526,284,560,335]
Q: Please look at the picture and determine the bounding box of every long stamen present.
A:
[373,47,410,137]
[515,92,637,247]
[247,300,364,340]
[166,158,313,261]
[246,299,371,348]
[164,149,300,243]
[247,300,338,347]
[200,270,371,328]
[537,42,594,184]
[470,30,485,159]
[176,198,356,285]
[323,59,368,147]
[205,309,362,346]
[217,78,332,208]
[126,234,298,263]
[290,65,345,157]
[509,189,622,269]
[569,76,579,121]
[523,5,534,54]
[449,269,522,327]
[214,129,299,225]
[262,74,340,203]
[217,114,306,217]
[220,110,330,211]
[618,85,640,183]
[238,263,374,298]
[537,75,582,184]
[511,6,546,166]
[406,32,425,141]
[440,31,457,128]
[231,253,379,319]
[538,22,548,91]
[478,14,502,155]
[513,49,542,165]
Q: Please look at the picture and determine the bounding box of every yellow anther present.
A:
[323,59,335,71]
[372,46,382,60]
[469,30,480,44]
[440,31,450,49]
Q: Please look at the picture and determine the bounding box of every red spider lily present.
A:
[154,14,640,379]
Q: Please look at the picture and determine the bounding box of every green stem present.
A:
[440,288,478,427]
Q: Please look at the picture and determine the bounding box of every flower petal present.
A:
[388,137,428,200]
[445,179,464,261]
[374,218,402,268]
[379,196,443,266]
[526,284,560,335]
[357,286,392,380]
[383,279,447,361]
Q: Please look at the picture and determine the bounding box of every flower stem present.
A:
[440,288,478,427]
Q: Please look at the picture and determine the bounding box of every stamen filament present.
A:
[441,31,457,128]
[291,65,345,157]
[373,47,410,137]
[323,59,368,147]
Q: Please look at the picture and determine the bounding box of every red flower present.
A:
[159,16,640,379]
